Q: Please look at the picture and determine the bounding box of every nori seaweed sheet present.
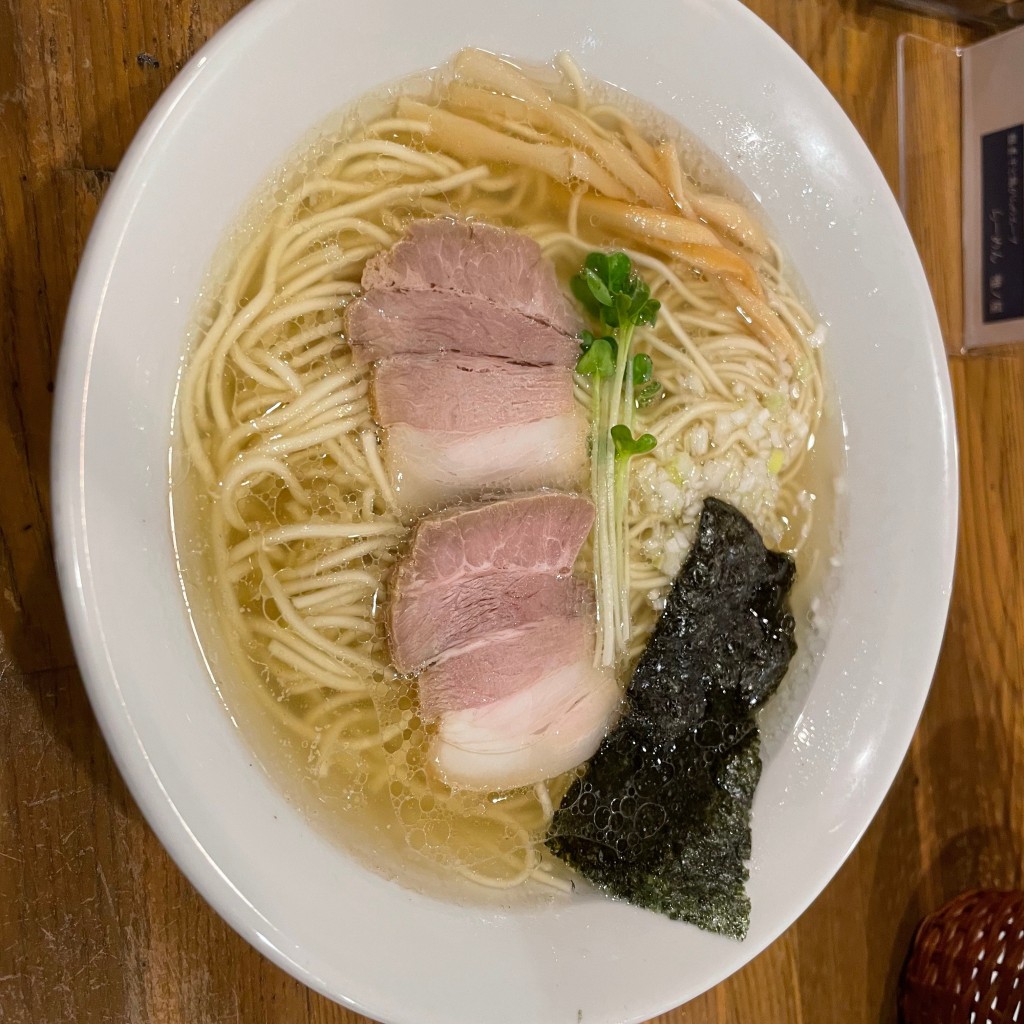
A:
[547,497,797,939]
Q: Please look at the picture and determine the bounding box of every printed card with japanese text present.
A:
[962,24,1024,349]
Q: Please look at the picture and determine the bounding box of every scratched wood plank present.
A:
[2,1,1021,1022]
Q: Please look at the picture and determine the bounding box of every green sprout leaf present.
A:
[572,251,661,331]
[633,297,661,327]
[584,268,614,307]
[611,424,657,459]
[605,251,632,292]
[632,354,654,386]
[576,336,617,379]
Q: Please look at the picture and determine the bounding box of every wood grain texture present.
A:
[1,2,1020,1022]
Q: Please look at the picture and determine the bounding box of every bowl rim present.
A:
[51,0,959,1020]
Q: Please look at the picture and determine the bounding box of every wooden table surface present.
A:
[2,2,1021,1021]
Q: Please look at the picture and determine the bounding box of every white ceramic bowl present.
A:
[52,1,958,1021]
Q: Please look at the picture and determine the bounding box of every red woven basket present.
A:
[900,890,1024,1024]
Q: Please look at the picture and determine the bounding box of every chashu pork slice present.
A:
[373,353,585,511]
[346,287,579,367]
[391,568,588,677]
[418,615,595,716]
[426,617,621,791]
[394,492,595,585]
[384,417,585,512]
[372,354,575,433]
[389,494,595,674]
[360,218,581,334]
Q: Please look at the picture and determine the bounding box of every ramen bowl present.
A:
[52,1,958,1021]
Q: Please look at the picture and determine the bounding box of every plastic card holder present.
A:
[898,25,1024,354]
